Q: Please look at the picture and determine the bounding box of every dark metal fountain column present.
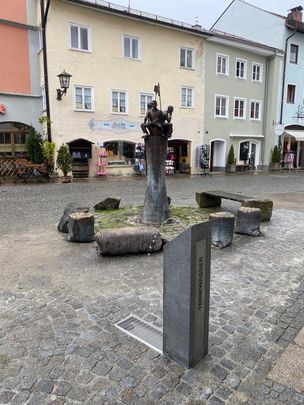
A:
[142,127,169,224]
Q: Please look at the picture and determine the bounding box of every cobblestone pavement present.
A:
[1,172,304,404]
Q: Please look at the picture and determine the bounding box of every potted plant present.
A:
[56,144,72,182]
[269,145,281,171]
[226,145,236,173]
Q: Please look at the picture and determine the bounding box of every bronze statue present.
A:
[162,105,174,138]
[141,100,163,136]
[141,101,173,138]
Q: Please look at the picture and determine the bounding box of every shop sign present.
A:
[0,104,6,114]
[89,118,140,133]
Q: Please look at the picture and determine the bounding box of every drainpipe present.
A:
[261,55,272,170]
[40,0,52,142]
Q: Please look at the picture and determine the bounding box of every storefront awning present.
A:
[284,130,304,141]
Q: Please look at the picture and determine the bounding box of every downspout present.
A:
[261,55,271,170]
[40,0,52,142]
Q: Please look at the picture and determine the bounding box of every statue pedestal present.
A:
[142,129,169,225]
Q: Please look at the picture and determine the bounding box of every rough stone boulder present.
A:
[96,227,162,255]
[94,197,121,210]
[241,199,273,222]
[57,203,92,233]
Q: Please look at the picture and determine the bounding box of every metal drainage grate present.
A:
[115,314,163,354]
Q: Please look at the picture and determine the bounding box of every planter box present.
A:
[269,163,280,171]
[226,164,236,173]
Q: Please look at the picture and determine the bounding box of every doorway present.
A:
[210,140,226,171]
[168,140,191,173]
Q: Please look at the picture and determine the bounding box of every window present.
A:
[236,58,247,79]
[234,98,246,119]
[0,133,11,144]
[239,141,258,164]
[38,27,43,51]
[180,47,194,69]
[41,86,46,111]
[215,95,229,118]
[287,84,296,103]
[181,87,194,107]
[140,93,153,115]
[217,53,229,75]
[14,133,26,144]
[250,100,262,120]
[74,86,93,111]
[70,23,90,51]
[290,44,299,64]
[124,35,140,59]
[112,90,127,113]
[252,63,263,82]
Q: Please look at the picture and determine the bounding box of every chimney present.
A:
[287,6,303,22]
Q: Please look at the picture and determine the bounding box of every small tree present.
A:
[271,145,281,163]
[43,141,56,170]
[26,127,44,164]
[56,144,72,176]
[227,145,236,165]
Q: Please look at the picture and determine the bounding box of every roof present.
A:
[62,0,283,55]
[63,0,208,36]
[209,29,284,54]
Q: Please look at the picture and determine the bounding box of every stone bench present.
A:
[196,190,273,221]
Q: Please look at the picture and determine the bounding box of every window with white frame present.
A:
[180,47,194,69]
[234,98,246,119]
[250,100,261,120]
[215,95,229,118]
[123,35,140,59]
[236,58,247,79]
[217,53,229,75]
[70,23,90,51]
[74,86,93,111]
[38,27,43,51]
[290,44,299,64]
[112,90,127,113]
[181,87,194,107]
[140,93,153,115]
[41,86,46,111]
[239,141,258,165]
[252,63,263,82]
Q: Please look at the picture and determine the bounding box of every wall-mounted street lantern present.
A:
[56,70,72,100]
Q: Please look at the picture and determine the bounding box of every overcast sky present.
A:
[110,0,301,28]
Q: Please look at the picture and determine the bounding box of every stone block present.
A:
[95,227,162,255]
[67,212,95,242]
[235,207,262,236]
[57,204,91,233]
[196,192,221,208]
[209,212,235,248]
[241,199,273,221]
[163,222,211,368]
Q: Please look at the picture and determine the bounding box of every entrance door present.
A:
[210,140,225,171]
